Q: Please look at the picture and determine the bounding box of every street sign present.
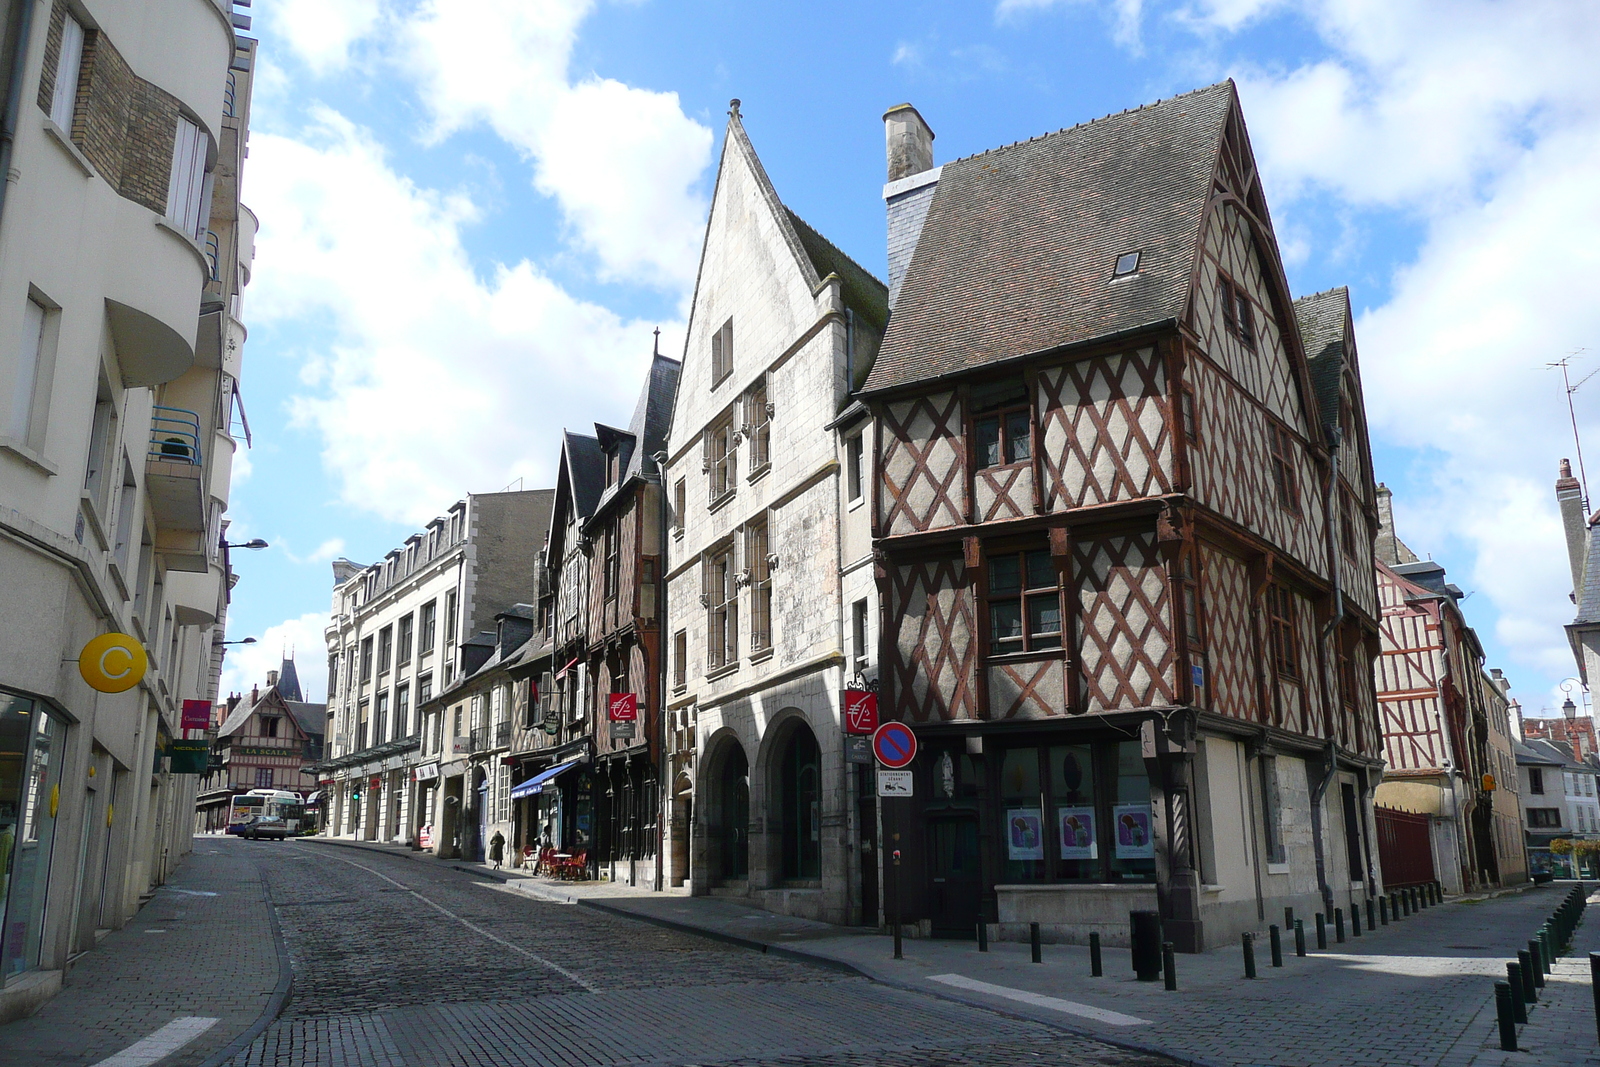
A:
[609,720,636,740]
[877,769,913,797]
[167,739,209,774]
[842,690,878,735]
[845,734,873,765]
[872,721,917,769]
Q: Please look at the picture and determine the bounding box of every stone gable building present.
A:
[662,103,887,924]
[861,82,1385,951]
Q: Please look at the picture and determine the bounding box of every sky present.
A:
[217,0,1600,721]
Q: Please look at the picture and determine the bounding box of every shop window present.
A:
[0,694,66,980]
[1051,745,1098,880]
[972,378,1030,470]
[1109,740,1156,881]
[987,548,1062,655]
[1000,748,1045,882]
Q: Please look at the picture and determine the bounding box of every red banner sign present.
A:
[181,699,211,731]
[843,690,878,735]
[608,693,638,722]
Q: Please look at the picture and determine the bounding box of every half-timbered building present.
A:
[862,83,1384,951]
[662,102,887,924]
[1372,527,1526,892]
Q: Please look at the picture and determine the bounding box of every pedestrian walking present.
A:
[489,830,506,870]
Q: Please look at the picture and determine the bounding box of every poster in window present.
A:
[1005,808,1044,860]
[1057,806,1097,859]
[1113,803,1154,859]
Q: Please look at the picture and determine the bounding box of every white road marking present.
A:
[926,974,1151,1026]
[91,1016,218,1067]
[162,887,219,897]
[314,849,598,992]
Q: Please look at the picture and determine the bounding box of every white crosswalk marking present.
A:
[926,974,1151,1026]
[90,1016,219,1067]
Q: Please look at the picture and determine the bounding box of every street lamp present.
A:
[221,637,257,645]
[223,539,269,550]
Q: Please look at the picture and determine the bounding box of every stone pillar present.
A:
[1143,717,1204,952]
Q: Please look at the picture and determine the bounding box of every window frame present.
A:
[706,415,737,506]
[984,546,1063,657]
[672,478,686,537]
[746,377,771,475]
[397,614,414,665]
[166,116,209,241]
[705,546,738,672]
[1268,420,1301,515]
[710,319,734,386]
[846,432,865,503]
[48,13,85,130]
[418,601,437,654]
[973,400,1032,472]
[1266,583,1299,681]
[672,630,687,691]
[747,520,772,655]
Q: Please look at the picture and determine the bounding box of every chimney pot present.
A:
[884,103,935,183]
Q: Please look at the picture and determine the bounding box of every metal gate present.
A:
[1375,806,1436,888]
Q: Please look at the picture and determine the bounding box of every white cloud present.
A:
[270,0,383,76]
[247,111,677,524]
[219,611,333,703]
[318,0,715,290]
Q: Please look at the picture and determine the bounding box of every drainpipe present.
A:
[1310,427,1345,917]
[0,0,39,229]
[650,449,669,892]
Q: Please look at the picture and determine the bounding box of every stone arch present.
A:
[757,709,822,882]
[700,729,749,884]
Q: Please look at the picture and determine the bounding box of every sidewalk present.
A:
[310,839,1600,1067]
[0,836,289,1067]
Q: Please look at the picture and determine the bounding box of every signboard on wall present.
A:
[843,690,878,735]
[181,699,211,731]
[876,769,912,797]
[167,739,209,774]
[608,694,638,721]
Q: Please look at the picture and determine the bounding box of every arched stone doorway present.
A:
[706,740,749,884]
[777,722,821,880]
[671,771,694,888]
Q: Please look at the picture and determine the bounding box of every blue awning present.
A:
[510,759,579,800]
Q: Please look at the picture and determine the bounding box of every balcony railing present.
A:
[203,230,220,281]
[148,406,203,466]
[470,726,488,752]
[495,721,510,748]
[223,71,237,118]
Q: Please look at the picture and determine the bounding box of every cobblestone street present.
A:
[229,840,1169,1067]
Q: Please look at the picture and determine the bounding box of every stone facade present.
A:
[662,105,886,925]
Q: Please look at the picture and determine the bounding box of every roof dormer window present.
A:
[1112,251,1141,277]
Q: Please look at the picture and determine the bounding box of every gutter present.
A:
[0,0,38,230]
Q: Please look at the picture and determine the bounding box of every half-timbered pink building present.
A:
[863,83,1384,951]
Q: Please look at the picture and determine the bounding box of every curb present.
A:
[194,859,294,1067]
[297,837,1202,1064]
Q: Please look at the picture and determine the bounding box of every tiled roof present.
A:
[1294,287,1349,436]
[1574,524,1600,625]
[864,82,1235,396]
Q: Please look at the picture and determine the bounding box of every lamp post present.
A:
[222,538,269,551]
[221,637,257,646]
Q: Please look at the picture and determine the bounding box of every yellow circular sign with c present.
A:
[79,633,148,693]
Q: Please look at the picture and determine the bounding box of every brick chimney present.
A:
[1557,458,1587,599]
[250,683,259,705]
[883,104,939,310]
[266,669,279,688]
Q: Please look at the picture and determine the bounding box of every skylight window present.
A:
[1113,251,1141,277]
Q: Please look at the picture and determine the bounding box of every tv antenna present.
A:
[1549,350,1595,511]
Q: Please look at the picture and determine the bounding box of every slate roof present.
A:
[863,81,1236,396]
[563,431,606,520]
[1574,529,1600,625]
[283,701,326,739]
[1294,287,1349,436]
[1517,740,1565,766]
[276,656,304,703]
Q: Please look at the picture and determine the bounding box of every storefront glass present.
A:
[0,693,65,981]
[1051,745,1097,879]
[1110,740,1156,881]
[1000,747,1045,881]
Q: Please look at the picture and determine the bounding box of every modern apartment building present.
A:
[0,0,256,1019]
[319,489,552,845]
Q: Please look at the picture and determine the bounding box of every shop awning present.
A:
[510,759,579,800]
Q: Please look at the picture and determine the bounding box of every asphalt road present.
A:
[228,841,1172,1067]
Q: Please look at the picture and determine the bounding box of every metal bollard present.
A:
[1316,912,1328,950]
[1380,896,1389,925]
[1335,907,1346,943]
[1352,904,1362,937]
[1270,924,1283,967]
[1295,918,1307,957]
[1366,898,1375,932]
[1243,932,1257,979]
[977,920,988,952]
[1163,941,1177,991]
[1090,931,1102,977]
[1589,952,1600,1044]
[1495,981,1518,1051]
[1540,926,1553,969]
[1507,963,1528,1023]
[1528,940,1545,988]
[1030,922,1042,964]
[1399,891,1409,918]
[1519,950,1538,1003]
[1285,906,1294,932]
